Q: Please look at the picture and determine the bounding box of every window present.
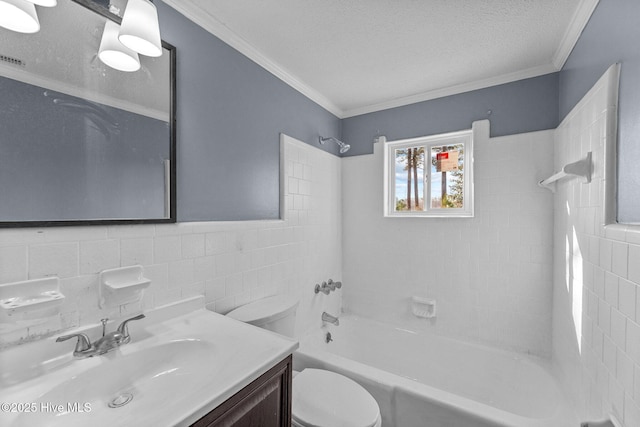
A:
[384,129,474,217]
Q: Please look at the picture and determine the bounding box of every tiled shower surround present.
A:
[0,135,343,346]
[551,65,640,426]
[341,121,556,357]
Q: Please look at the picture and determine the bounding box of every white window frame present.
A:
[383,129,474,218]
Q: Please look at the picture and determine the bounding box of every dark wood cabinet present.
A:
[192,355,292,427]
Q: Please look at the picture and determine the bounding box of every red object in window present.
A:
[436,152,449,160]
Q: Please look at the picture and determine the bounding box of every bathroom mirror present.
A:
[0,0,176,227]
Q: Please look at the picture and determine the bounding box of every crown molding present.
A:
[162,0,344,118]
[552,0,600,69]
[341,63,559,118]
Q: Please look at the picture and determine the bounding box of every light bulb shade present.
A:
[0,0,40,33]
[99,20,141,72]
[118,0,162,57]
[26,0,56,7]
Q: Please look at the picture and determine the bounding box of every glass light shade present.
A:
[98,20,141,72]
[0,0,40,33]
[118,0,162,57]
[26,0,56,7]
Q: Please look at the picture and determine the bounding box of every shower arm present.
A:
[318,136,350,153]
[319,136,339,144]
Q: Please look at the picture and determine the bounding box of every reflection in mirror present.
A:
[0,0,175,227]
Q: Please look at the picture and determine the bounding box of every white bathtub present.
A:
[293,315,577,427]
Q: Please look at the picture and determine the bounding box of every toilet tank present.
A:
[226,295,299,338]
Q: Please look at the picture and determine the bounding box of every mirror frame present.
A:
[1,0,177,228]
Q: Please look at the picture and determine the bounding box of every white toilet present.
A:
[226,295,382,427]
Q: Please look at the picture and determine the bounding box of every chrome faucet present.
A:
[56,314,145,359]
[327,279,342,291]
[321,311,339,326]
[315,279,343,294]
[314,282,331,295]
[115,314,145,345]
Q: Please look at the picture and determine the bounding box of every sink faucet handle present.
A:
[116,314,146,343]
[56,333,92,353]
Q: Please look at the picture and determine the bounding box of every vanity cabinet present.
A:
[192,355,292,427]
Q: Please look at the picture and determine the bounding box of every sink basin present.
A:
[14,340,220,427]
[0,302,298,427]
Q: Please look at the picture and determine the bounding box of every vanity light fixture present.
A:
[0,0,56,34]
[98,20,141,72]
[118,0,162,57]
[0,0,41,33]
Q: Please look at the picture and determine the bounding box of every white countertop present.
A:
[0,300,298,427]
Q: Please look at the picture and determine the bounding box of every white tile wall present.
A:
[0,134,342,347]
[341,120,556,356]
[551,64,640,427]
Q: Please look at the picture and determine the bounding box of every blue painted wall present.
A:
[155,1,341,222]
[559,0,640,223]
[341,73,560,156]
[154,1,569,222]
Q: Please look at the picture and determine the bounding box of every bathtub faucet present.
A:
[315,282,331,295]
[322,311,339,326]
[327,279,342,291]
[314,279,343,294]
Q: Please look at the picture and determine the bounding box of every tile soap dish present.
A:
[411,296,436,319]
[99,265,151,309]
[0,277,65,319]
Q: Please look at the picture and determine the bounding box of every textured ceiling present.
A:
[168,0,597,118]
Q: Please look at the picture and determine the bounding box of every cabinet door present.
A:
[192,355,292,427]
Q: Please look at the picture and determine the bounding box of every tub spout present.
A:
[322,311,339,326]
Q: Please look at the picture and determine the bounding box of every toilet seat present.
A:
[292,369,381,427]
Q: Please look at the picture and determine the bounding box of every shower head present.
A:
[319,136,350,154]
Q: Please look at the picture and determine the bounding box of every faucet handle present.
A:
[328,279,342,289]
[116,314,146,344]
[56,333,92,353]
[314,282,331,295]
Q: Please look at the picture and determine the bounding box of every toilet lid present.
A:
[293,369,380,427]
[226,295,298,326]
